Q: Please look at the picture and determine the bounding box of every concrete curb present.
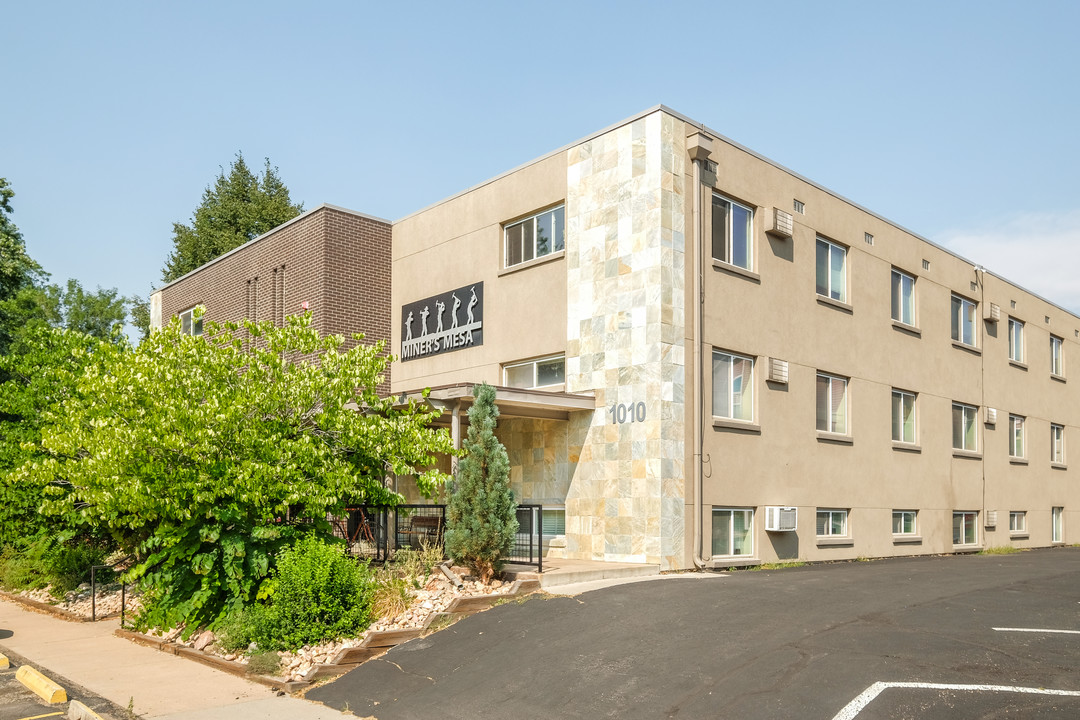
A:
[111,576,542,693]
[0,589,90,623]
[16,664,68,703]
[67,699,105,720]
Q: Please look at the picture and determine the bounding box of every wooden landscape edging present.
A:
[111,576,541,692]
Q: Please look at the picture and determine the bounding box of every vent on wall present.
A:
[765,506,798,532]
[768,357,789,384]
[985,407,997,425]
[769,208,794,238]
[985,511,998,528]
[986,303,1001,323]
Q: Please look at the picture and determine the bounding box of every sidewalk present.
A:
[0,597,344,719]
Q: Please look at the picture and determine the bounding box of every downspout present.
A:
[975,266,987,528]
[450,400,462,476]
[687,132,714,568]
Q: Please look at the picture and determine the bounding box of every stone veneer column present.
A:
[563,111,686,569]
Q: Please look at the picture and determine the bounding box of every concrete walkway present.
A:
[0,597,341,719]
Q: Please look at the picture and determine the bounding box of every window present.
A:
[1051,335,1064,376]
[503,355,565,389]
[816,373,848,434]
[793,199,805,214]
[952,403,978,452]
[1008,318,1025,363]
[711,508,753,557]
[891,389,916,444]
[951,295,976,347]
[816,509,848,537]
[892,510,917,535]
[542,509,565,538]
[504,205,565,268]
[1052,424,1065,464]
[1009,414,1025,458]
[1052,507,1064,543]
[815,238,847,302]
[179,307,203,336]
[711,194,753,270]
[953,511,978,546]
[1009,511,1027,533]
[712,350,754,422]
[891,269,915,326]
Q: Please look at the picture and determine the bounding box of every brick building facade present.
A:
[152,204,392,394]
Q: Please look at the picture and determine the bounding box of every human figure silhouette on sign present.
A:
[435,299,445,333]
[450,293,461,328]
[420,305,430,336]
[467,286,478,325]
[405,310,414,341]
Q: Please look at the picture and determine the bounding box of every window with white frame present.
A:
[816,373,848,434]
[1051,335,1064,376]
[1009,511,1027,533]
[711,508,753,557]
[1052,423,1065,464]
[891,269,915,326]
[504,205,565,268]
[815,238,847,302]
[542,508,565,538]
[952,402,978,452]
[816,509,848,537]
[951,295,976,347]
[711,194,753,270]
[179,307,203,336]
[1009,414,1025,458]
[1008,318,1025,363]
[891,389,916,444]
[892,510,917,535]
[953,511,978,545]
[503,355,565,389]
[712,350,754,422]
[1052,506,1064,543]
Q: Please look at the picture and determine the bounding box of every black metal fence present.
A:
[507,504,543,572]
[332,503,542,571]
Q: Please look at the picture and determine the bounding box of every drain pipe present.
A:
[687,132,713,569]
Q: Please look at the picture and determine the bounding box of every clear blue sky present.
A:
[4,1,1079,327]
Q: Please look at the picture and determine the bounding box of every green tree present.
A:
[444,383,518,584]
[0,326,107,547]
[20,311,452,630]
[162,155,303,283]
[128,294,151,343]
[0,178,44,356]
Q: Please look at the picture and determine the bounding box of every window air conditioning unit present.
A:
[984,511,997,528]
[768,208,794,239]
[764,506,798,532]
[768,357,789,384]
[985,407,997,425]
[985,303,1000,323]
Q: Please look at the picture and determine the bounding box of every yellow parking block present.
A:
[0,652,8,669]
[15,665,67,704]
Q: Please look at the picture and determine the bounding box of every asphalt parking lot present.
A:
[309,547,1080,719]
[0,645,126,720]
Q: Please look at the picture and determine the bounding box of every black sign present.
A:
[401,282,484,361]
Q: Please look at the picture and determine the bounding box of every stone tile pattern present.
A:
[499,417,580,507]
[564,112,686,569]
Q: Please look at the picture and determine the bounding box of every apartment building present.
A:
[155,106,1077,571]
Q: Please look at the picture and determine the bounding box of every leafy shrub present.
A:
[248,535,375,651]
[0,533,112,596]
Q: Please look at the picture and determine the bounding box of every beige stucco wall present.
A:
[684,119,1080,563]
[391,155,569,391]
[392,106,1079,570]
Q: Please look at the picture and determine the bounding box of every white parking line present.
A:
[832,681,1080,720]
[993,627,1080,634]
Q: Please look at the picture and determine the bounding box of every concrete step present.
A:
[504,560,661,589]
